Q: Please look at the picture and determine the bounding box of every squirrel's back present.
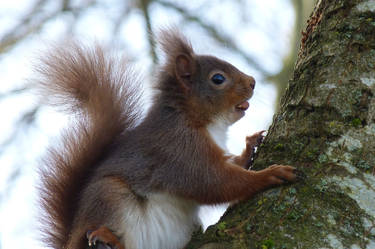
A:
[35,42,141,249]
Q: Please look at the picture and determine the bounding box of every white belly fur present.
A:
[206,115,232,151]
[121,192,201,249]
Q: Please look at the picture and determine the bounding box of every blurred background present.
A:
[0,0,314,248]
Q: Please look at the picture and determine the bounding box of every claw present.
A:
[86,227,125,249]
[246,130,266,149]
[87,230,93,247]
[293,169,307,180]
[87,230,98,247]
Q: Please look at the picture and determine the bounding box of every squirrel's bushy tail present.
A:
[35,42,141,249]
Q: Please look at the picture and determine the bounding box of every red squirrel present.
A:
[36,29,298,249]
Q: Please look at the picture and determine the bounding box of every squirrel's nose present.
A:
[249,76,256,90]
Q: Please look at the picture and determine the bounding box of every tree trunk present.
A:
[187,0,375,248]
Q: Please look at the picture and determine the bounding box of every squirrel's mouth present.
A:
[235,101,249,112]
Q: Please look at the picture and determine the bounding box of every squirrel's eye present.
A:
[211,73,226,85]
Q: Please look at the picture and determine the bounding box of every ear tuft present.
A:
[157,27,196,92]
[158,27,194,60]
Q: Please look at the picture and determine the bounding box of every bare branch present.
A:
[0,106,39,154]
[139,0,158,63]
[0,0,49,53]
[0,0,97,54]
[0,86,29,100]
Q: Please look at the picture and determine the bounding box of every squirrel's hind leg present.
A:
[70,175,133,249]
[87,227,125,249]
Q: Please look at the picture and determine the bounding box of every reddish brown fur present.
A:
[37,30,296,249]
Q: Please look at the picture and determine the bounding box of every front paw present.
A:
[257,164,301,187]
[246,130,266,150]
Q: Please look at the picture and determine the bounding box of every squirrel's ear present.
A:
[175,53,195,91]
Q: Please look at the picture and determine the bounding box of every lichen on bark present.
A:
[187,0,375,248]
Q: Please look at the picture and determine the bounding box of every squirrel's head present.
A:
[158,28,255,127]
